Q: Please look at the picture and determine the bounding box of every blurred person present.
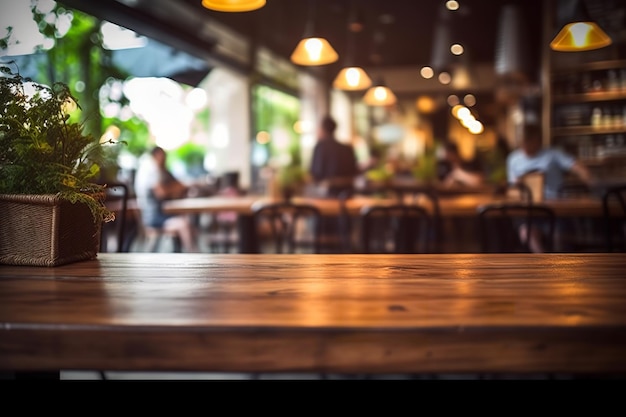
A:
[506,123,593,253]
[310,115,360,198]
[439,141,485,188]
[134,146,200,252]
[507,124,592,200]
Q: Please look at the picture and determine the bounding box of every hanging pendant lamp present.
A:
[333,67,372,90]
[363,77,397,106]
[201,0,266,12]
[495,4,530,81]
[333,5,372,91]
[429,8,458,85]
[550,0,611,51]
[290,0,339,66]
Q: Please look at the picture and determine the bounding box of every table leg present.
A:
[237,214,258,253]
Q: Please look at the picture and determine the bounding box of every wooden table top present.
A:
[2,252,626,375]
[160,193,609,218]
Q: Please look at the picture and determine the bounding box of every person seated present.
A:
[506,123,594,253]
[134,146,200,253]
[440,141,484,188]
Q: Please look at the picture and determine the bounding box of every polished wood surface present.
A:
[1,252,626,375]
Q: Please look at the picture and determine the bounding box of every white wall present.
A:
[202,67,251,189]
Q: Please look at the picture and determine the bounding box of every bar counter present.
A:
[1,253,626,377]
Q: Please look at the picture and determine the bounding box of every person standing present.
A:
[134,146,200,252]
[310,115,359,198]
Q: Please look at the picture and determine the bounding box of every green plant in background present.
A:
[0,65,119,224]
[277,146,307,192]
[412,150,438,182]
[169,142,207,177]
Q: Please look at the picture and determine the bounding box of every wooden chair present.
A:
[100,182,129,253]
[494,182,533,203]
[603,185,626,252]
[477,203,556,253]
[253,201,322,254]
[360,204,433,254]
[402,188,442,253]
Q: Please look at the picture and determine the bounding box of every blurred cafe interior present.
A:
[2,0,626,254]
[3,0,626,382]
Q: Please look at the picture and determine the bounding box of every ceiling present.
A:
[60,0,545,81]
[183,0,544,67]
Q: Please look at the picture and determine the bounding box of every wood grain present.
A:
[2,253,625,375]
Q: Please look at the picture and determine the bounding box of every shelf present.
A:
[551,60,626,75]
[552,125,626,137]
[580,155,626,166]
[552,91,626,104]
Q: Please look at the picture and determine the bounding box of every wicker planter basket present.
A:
[0,194,101,267]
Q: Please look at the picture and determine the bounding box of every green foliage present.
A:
[412,151,438,182]
[0,64,117,223]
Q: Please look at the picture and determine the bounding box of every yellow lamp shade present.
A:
[333,67,372,91]
[201,0,266,12]
[363,85,397,106]
[290,37,339,66]
[550,22,612,51]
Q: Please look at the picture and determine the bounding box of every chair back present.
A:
[360,204,432,254]
[403,188,441,253]
[477,203,556,253]
[603,185,626,252]
[101,182,129,253]
[253,202,322,253]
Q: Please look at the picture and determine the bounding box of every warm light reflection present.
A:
[416,96,436,114]
[438,71,452,85]
[447,95,460,106]
[420,66,434,79]
[468,120,484,134]
[294,120,314,135]
[450,43,464,55]
[464,94,476,107]
[446,1,460,11]
[256,131,270,145]
[452,105,468,119]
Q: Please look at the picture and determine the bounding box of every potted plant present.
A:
[0,63,117,266]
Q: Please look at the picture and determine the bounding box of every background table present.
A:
[1,253,625,377]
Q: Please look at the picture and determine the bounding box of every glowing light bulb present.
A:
[374,87,388,101]
[304,38,323,62]
[569,22,592,48]
[346,68,361,87]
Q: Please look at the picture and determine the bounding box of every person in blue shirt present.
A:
[506,123,593,252]
[507,124,591,200]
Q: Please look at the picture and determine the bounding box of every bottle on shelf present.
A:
[591,107,602,128]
